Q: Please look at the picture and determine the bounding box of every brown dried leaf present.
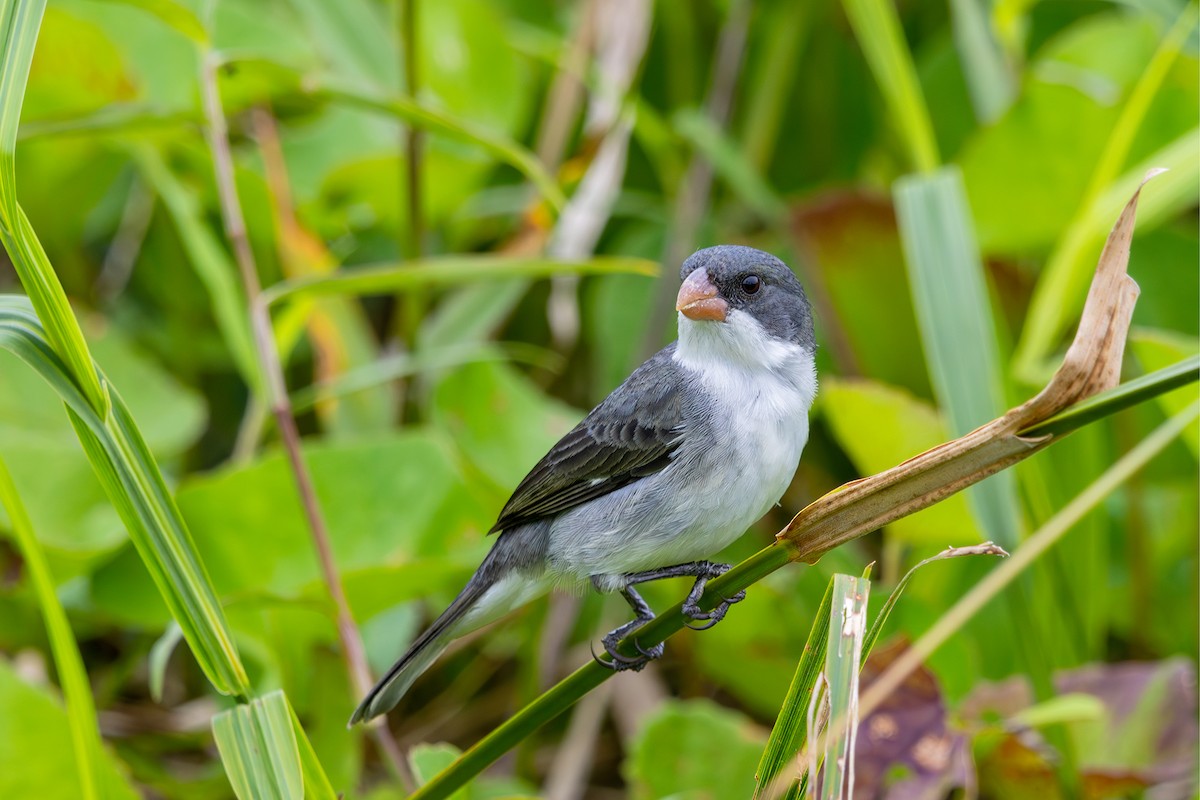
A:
[779,171,1161,563]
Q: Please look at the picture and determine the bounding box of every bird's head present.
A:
[675,246,815,371]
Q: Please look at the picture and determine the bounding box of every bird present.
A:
[350,244,817,725]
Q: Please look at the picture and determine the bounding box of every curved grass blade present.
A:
[0,298,250,697]
[316,81,566,213]
[262,255,658,307]
[0,454,104,800]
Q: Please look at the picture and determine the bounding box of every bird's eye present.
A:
[741,274,762,294]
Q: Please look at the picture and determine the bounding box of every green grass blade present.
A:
[1019,356,1200,438]
[755,577,835,798]
[816,574,870,800]
[213,691,303,800]
[287,698,338,800]
[0,454,103,800]
[262,255,658,307]
[841,0,940,172]
[132,146,264,395]
[318,82,566,213]
[894,166,1020,547]
[673,108,786,221]
[949,0,1016,122]
[0,299,250,697]
[861,543,1009,660]
[0,0,108,415]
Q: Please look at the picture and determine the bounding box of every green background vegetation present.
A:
[0,0,1196,797]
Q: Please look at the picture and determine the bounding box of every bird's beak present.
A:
[676,268,728,322]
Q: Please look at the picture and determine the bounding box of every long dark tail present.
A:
[349,569,498,725]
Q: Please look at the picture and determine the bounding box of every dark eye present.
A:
[741,274,761,294]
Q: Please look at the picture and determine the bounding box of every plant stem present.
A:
[198,50,415,792]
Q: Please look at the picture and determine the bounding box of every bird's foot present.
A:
[593,617,664,672]
[681,562,747,631]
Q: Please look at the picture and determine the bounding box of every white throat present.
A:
[673,309,818,414]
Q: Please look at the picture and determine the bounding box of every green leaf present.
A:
[213,691,303,800]
[626,700,765,800]
[0,658,138,799]
[411,744,468,800]
[432,360,579,494]
[104,0,207,43]
[132,146,264,395]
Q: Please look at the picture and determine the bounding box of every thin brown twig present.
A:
[198,50,415,792]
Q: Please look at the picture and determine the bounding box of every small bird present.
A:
[351,245,817,724]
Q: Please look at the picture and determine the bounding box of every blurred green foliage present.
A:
[0,0,1196,797]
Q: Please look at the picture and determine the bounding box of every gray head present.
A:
[675,245,815,350]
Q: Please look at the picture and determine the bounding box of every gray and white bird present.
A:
[350,245,817,724]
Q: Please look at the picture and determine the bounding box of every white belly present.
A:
[545,350,814,581]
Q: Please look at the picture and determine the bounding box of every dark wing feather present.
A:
[489,345,687,533]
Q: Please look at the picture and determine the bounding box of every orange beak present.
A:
[676,268,727,322]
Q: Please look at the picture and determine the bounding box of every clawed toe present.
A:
[597,630,663,672]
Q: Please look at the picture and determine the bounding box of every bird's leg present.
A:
[592,581,665,672]
[623,560,747,631]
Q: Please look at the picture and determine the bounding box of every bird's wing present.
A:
[489,345,687,533]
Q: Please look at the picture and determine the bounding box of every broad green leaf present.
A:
[0,658,138,799]
[894,166,1020,547]
[959,13,1196,253]
[626,700,765,800]
[432,359,579,494]
[213,691,303,800]
[411,744,469,800]
[819,377,982,545]
[103,0,206,43]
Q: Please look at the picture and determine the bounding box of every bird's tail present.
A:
[349,569,495,726]
[349,535,552,725]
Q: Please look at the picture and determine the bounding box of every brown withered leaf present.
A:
[778,170,1161,564]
